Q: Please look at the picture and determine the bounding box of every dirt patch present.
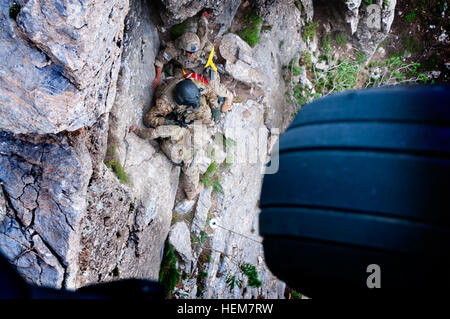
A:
[380,0,449,82]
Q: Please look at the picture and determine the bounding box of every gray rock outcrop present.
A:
[169,221,194,265]
[0,0,127,134]
[192,187,212,236]
[159,0,242,34]
[352,0,397,57]
[0,0,180,290]
[77,0,180,286]
[0,131,92,288]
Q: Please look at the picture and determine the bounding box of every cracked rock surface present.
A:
[0,0,128,134]
[0,131,92,288]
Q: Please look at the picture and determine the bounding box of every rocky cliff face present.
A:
[0,0,396,296]
[0,0,129,288]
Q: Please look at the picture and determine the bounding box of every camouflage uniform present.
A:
[155,22,233,112]
[136,77,217,199]
[134,124,196,199]
[184,14,212,53]
[135,124,205,200]
[154,15,211,71]
[143,77,218,128]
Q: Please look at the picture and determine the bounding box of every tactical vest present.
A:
[156,77,197,123]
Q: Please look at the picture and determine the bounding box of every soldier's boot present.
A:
[221,91,234,113]
[186,183,203,201]
[183,164,201,200]
[131,127,158,140]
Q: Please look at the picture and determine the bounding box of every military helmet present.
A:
[173,79,200,108]
[177,32,200,53]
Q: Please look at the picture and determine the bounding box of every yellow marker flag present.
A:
[204,46,218,74]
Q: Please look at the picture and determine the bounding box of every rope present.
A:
[213,223,263,244]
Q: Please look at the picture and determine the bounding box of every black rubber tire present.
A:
[259,85,450,297]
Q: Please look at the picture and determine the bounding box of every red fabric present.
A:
[184,72,209,85]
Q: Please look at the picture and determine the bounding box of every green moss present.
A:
[171,212,180,225]
[240,263,262,288]
[212,179,223,194]
[199,231,207,244]
[9,2,21,19]
[405,10,416,23]
[170,20,189,40]
[355,51,367,65]
[159,242,181,296]
[104,158,130,184]
[200,162,218,187]
[201,160,225,193]
[404,36,423,53]
[287,57,303,76]
[238,11,262,47]
[105,143,116,159]
[335,32,347,46]
[191,234,199,244]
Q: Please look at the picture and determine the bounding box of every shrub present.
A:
[332,59,360,91]
[238,11,263,47]
[302,21,319,42]
[365,56,428,87]
[335,32,347,46]
[356,52,367,65]
[240,263,262,288]
[226,273,241,292]
[159,243,181,296]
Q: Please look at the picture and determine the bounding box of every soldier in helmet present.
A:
[130,78,218,200]
[152,10,234,113]
[144,76,221,128]
[184,8,214,51]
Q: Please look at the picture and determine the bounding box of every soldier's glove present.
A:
[211,107,221,123]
